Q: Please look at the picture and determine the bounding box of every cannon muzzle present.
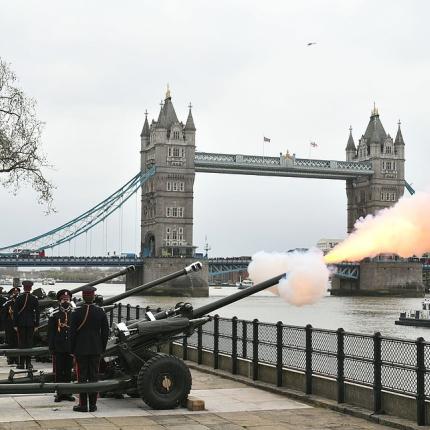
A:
[102,261,203,306]
[69,265,136,295]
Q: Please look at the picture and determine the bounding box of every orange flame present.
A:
[324,192,430,264]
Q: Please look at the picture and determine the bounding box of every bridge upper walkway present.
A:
[194,152,374,180]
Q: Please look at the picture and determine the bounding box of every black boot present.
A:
[63,394,75,401]
[73,393,88,412]
[88,393,97,412]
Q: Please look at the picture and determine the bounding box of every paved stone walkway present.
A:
[0,359,395,429]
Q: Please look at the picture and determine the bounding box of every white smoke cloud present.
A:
[247,249,330,306]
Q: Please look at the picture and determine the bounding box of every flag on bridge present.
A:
[310,142,318,148]
[263,136,271,143]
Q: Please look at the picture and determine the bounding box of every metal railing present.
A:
[111,306,429,426]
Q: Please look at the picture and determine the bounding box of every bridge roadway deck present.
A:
[0,257,252,275]
[0,358,394,430]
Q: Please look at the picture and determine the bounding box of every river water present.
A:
[28,282,430,341]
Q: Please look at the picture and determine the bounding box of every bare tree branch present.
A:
[0,58,55,212]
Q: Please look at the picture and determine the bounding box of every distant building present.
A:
[316,239,343,254]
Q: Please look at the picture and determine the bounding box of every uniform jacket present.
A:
[70,304,109,355]
[13,293,40,328]
[0,295,7,308]
[48,308,73,353]
[0,299,16,329]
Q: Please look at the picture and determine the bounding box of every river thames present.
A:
[31,282,430,340]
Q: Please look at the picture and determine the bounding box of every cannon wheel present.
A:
[137,354,191,409]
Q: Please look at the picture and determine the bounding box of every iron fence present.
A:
[110,306,429,425]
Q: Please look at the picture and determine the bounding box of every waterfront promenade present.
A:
[0,358,395,430]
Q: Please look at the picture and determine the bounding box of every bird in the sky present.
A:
[307,42,317,46]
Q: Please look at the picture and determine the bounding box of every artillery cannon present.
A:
[0,262,203,349]
[0,272,286,410]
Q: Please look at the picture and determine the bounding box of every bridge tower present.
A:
[130,87,208,296]
[345,106,405,232]
[140,87,196,258]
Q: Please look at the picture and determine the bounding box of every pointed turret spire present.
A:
[156,87,179,129]
[395,119,405,145]
[363,103,386,143]
[140,110,150,138]
[184,102,196,131]
[345,125,356,151]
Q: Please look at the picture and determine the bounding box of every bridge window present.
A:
[166,207,184,218]
[167,181,185,192]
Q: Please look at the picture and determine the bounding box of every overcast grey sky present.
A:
[0,0,428,257]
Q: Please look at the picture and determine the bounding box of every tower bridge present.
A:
[1,89,420,296]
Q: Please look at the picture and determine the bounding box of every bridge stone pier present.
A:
[331,260,424,297]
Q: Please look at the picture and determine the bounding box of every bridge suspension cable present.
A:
[405,181,415,195]
[0,168,154,253]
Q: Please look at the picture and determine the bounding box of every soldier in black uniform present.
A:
[0,287,7,338]
[0,287,20,364]
[0,287,7,307]
[48,289,75,402]
[70,286,109,412]
[13,280,40,369]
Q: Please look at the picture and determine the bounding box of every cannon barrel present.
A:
[145,273,287,322]
[191,273,286,319]
[69,265,136,295]
[102,261,203,306]
[0,378,133,395]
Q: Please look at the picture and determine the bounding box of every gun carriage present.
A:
[0,267,286,410]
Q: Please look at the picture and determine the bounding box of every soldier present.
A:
[48,289,75,402]
[0,287,7,307]
[0,287,20,364]
[70,286,109,412]
[13,280,40,369]
[0,287,6,337]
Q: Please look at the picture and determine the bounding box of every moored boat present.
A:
[395,299,430,327]
[237,279,254,290]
